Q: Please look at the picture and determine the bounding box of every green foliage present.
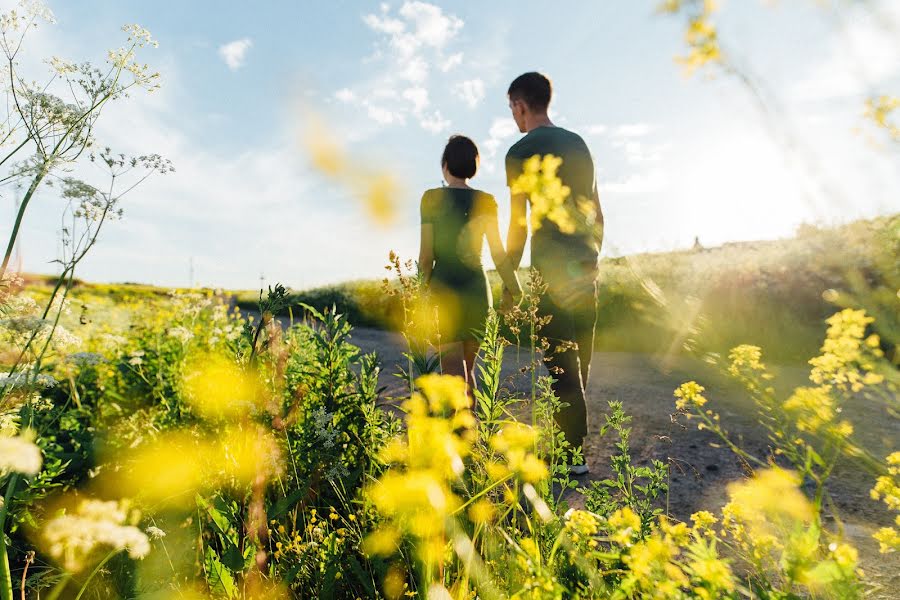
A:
[581,401,669,533]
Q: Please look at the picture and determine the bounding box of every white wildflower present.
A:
[51,325,82,351]
[47,55,77,75]
[167,326,193,344]
[122,23,158,48]
[43,499,150,572]
[0,431,42,475]
[98,333,127,349]
[0,316,51,334]
[67,352,104,367]
[0,371,57,390]
[1,293,38,315]
[311,407,338,450]
[146,526,166,539]
[0,411,20,436]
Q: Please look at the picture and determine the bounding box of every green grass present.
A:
[26,213,899,365]
[236,214,898,364]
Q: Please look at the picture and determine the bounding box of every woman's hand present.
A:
[500,286,521,313]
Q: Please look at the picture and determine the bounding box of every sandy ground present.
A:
[345,326,899,594]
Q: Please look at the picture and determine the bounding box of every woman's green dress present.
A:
[421,187,496,343]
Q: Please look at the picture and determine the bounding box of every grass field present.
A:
[10,215,897,598]
[228,213,899,364]
[25,213,897,366]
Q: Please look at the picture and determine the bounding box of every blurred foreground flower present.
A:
[42,498,150,572]
[303,115,401,225]
[871,451,900,553]
[0,430,41,475]
[183,352,264,420]
[865,95,899,142]
[118,426,282,506]
[510,154,572,234]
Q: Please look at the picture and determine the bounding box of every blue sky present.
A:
[5,0,900,289]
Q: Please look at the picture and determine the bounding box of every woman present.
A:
[418,135,522,386]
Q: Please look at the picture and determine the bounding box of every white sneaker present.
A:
[569,464,590,476]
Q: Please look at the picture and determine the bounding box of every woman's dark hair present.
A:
[441,135,479,179]
[508,71,552,111]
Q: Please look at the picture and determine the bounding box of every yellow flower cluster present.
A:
[607,506,641,546]
[674,381,707,411]
[689,511,717,536]
[871,452,900,553]
[865,95,900,141]
[661,0,722,74]
[510,154,574,234]
[727,344,769,380]
[563,509,600,548]
[622,527,682,590]
[488,422,548,484]
[366,375,474,566]
[808,308,884,393]
[721,469,860,589]
[269,507,353,565]
[782,385,853,439]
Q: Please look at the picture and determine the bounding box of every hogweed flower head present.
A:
[42,498,150,572]
[0,429,41,475]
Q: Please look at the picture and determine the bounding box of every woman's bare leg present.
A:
[440,342,464,378]
[440,340,479,391]
[463,340,479,390]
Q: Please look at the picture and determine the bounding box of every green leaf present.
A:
[204,546,238,599]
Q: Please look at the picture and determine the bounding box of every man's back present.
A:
[505,125,601,272]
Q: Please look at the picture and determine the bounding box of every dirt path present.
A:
[347,326,899,592]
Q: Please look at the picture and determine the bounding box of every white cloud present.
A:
[218,38,252,71]
[480,117,520,173]
[338,2,465,132]
[367,104,402,125]
[419,110,450,133]
[397,1,463,49]
[334,88,356,103]
[362,14,405,36]
[613,123,652,137]
[399,54,429,83]
[453,78,485,108]
[441,52,463,72]
[402,86,429,114]
[484,117,519,156]
[586,124,608,136]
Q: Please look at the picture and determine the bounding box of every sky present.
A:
[4,0,900,290]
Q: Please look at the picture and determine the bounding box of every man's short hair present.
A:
[441,135,479,179]
[508,72,552,112]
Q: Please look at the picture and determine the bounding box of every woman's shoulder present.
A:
[470,189,497,210]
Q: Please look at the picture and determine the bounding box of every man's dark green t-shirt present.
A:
[505,126,602,275]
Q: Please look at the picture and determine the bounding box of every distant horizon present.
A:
[17,211,896,293]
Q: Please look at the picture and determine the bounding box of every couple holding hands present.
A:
[417,71,603,466]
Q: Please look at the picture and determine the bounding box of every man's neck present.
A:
[526,113,554,132]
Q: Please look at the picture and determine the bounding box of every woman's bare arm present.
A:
[483,213,522,297]
[418,223,434,285]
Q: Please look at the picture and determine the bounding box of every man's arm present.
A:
[506,192,528,270]
[590,179,604,254]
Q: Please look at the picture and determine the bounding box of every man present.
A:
[503,72,603,473]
